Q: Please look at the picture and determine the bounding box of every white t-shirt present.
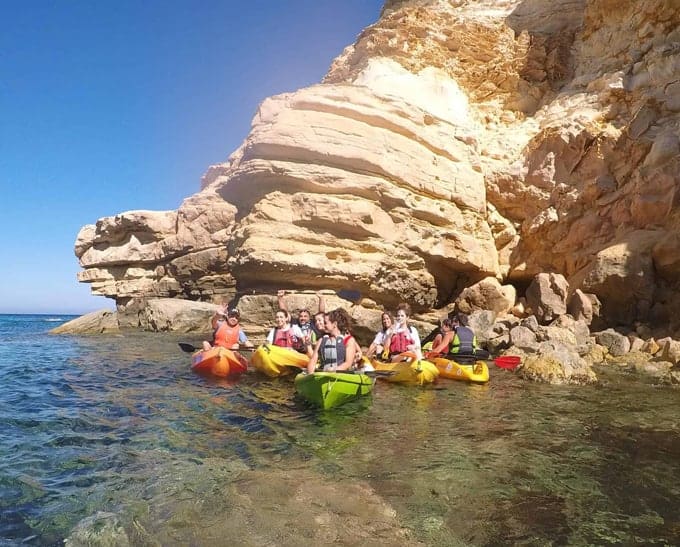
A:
[371,330,387,346]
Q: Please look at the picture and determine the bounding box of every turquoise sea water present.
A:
[1,313,680,545]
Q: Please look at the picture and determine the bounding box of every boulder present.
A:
[525,273,569,324]
[49,309,119,335]
[518,341,597,385]
[454,277,516,315]
[658,338,680,366]
[567,289,595,325]
[594,329,631,357]
[509,325,540,352]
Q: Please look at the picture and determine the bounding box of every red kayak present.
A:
[191,347,248,377]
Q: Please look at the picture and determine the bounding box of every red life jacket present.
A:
[272,327,301,349]
[214,322,240,348]
[389,327,414,354]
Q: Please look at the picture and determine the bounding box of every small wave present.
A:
[44,318,64,322]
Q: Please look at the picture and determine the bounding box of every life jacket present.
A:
[318,334,352,371]
[213,322,240,348]
[449,326,476,355]
[272,327,302,350]
[389,326,415,354]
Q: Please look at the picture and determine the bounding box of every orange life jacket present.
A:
[214,322,240,348]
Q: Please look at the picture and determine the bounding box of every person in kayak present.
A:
[202,306,253,351]
[313,311,326,336]
[421,317,448,351]
[306,308,357,373]
[277,289,326,349]
[428,312,489,358]
[365,311,394,360]
[383,303,422,361]
[266,309,306,353]
[424,318,453,355]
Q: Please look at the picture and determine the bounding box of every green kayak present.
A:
[294,371,374,409]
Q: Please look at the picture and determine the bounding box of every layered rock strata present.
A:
[75,0,680,337]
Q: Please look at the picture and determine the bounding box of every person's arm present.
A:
[306,338,323,373]
[353,339,363,366]
[277,290,287,312]
[365,342,377,359]
[431,333,443,349]
[337,337,356,371]
[381,329,393,358]
[431,331,454,355]
[410,327,421,350]
[365,331,383,359]
[303,331,315,357]
[316,291,326,314]
[409,327,422,360]
[210,303,228,329]
[239,329,254,348]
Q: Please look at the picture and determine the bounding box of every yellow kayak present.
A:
[250,343,310,377]
[370,353,439,385]
[429,356,489,383]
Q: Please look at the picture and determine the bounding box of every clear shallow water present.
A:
[1,314,680,545]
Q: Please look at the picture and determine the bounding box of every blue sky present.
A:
[0,1,383,314]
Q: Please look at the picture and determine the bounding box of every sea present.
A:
[1,313,680,546]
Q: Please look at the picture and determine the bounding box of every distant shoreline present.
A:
[0,312,82,317]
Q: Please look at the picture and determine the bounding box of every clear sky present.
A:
[0,0,383,315]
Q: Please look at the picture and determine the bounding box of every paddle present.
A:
[362,370,396,377]
[425,352,521,371]
[490,355,521,370]
[178,342,257,353]
[303,369,396,377]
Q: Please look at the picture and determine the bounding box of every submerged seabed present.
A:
[1,315,679,546]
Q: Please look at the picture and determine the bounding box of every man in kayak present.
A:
[277,289,326,349]
[202,306,254,351]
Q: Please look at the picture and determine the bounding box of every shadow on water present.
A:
[1,325,680,545]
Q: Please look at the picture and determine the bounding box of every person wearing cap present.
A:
[202,305,253,351]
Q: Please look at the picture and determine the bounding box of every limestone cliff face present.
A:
[75,0,680,331]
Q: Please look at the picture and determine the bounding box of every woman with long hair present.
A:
[266,309,306,353]
[365,311,393,360]
[306,308,357,373]
[383,302,422,361]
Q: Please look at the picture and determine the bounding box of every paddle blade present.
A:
[493,355,521,370]
[178,342,198,353]
[364,370,397,377]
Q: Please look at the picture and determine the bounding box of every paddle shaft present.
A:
[178,342,257,353]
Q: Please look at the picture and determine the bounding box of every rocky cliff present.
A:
[75,0,680,335]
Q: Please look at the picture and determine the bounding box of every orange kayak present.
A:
[191,347,248,377]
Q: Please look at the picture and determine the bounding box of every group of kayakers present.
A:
[202,290,485,371]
